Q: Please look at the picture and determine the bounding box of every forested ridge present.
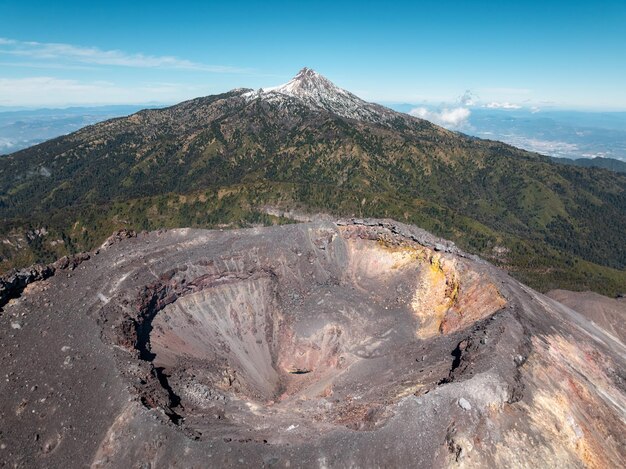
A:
[1,89,625,295]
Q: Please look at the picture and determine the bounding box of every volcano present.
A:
[1,69,625,296]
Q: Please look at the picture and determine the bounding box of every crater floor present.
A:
[1,219,624,468]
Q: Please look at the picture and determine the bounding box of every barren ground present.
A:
[1,219,624,467]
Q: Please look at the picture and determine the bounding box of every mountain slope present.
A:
[547,289,626,343]
[0,68,625,295]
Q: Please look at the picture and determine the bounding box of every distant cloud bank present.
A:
[0,77,206,106]
[0,37,264,106]
[0,37,249,73]
[409,106,471,129]
[484,101,522,110]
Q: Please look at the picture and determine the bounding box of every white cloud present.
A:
[409,106,471,129]
[0,137,16,150]
[0,61,98,71]
[0,77,209,106]
[0,37,248,73]
[458,89,477,106]
[484,101,522,110]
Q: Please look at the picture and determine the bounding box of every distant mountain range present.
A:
[1,68,625,295]
[551,156,626,173]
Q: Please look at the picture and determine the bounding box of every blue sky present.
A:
[0,0,625,110]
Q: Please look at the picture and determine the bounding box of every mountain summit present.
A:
[246,67,395,123]
[265,67,341,97]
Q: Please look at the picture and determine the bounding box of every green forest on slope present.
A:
[1,91,625,295]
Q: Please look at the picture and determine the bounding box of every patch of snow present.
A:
[244,67,398,125]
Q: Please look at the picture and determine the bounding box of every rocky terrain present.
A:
[546,289,626,344]
[1,219,624,467]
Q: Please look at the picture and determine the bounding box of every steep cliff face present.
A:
[0,219,624,467]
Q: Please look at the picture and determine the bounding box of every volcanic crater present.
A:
[111,221,508,441]
[2,219,624,468]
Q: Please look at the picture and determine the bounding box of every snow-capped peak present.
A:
[263,67,352,101]
[244,67,396,124]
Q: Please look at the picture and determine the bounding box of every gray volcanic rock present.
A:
[0,219,624,468]
[546,289,626,344]
[0,263,54,307]
[0,253,91,309]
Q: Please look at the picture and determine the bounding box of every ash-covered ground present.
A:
[1,219,624,468]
